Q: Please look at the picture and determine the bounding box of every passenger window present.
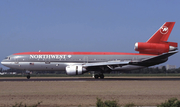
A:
[30,63,34,65]
[45,62,50,64]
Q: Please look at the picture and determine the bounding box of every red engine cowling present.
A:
[134,42,177,55]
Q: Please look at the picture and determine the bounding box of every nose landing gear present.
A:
[26,70,31,79]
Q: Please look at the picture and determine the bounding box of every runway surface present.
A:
[1,77,180,106]
[0,77,180,81]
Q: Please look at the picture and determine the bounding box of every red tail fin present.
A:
[135,22,178,55]
[147,22,175,43]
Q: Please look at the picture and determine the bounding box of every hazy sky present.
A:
[0,0,180,69]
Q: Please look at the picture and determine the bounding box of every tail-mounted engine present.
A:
[135,42,178,55]
[66,65,87,75]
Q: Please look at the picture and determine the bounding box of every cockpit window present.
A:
[5,57,10,60]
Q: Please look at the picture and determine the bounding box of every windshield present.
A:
[5,57,10,60]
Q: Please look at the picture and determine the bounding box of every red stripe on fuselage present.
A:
[13,52,156,56]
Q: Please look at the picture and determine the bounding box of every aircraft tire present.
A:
[27,75,30,79]
[95,75,99,79]
[100,74,104,79]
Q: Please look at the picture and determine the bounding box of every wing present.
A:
[82,61,129,71]
[83,61,129,67]
[130,51,178,66]
[82,51,178,71]
[141,51,178,62]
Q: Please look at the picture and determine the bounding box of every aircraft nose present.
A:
[1,59,5,65]
[1,59,8,66]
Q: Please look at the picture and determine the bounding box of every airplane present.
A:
[1,22,178,79]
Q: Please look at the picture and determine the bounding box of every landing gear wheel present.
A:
[27,75,30,79]
[94,74,104,79]
[95,75,99,79]
[100,74,104,79]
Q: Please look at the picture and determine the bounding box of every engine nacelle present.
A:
[134,42,177,54]
[66,65,86,75]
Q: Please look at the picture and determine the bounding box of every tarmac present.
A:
[0,76,180,81]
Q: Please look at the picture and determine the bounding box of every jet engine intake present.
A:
[66,65,86,75]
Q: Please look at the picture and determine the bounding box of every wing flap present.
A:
[83,61,129,67]
[129,51,178,66]
[141,51,178,63]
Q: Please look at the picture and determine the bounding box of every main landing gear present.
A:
[26,70,31,79]
[27,73,30,79]
[94,74,104,79]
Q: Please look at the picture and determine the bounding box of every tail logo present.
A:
[160,26,168,34]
